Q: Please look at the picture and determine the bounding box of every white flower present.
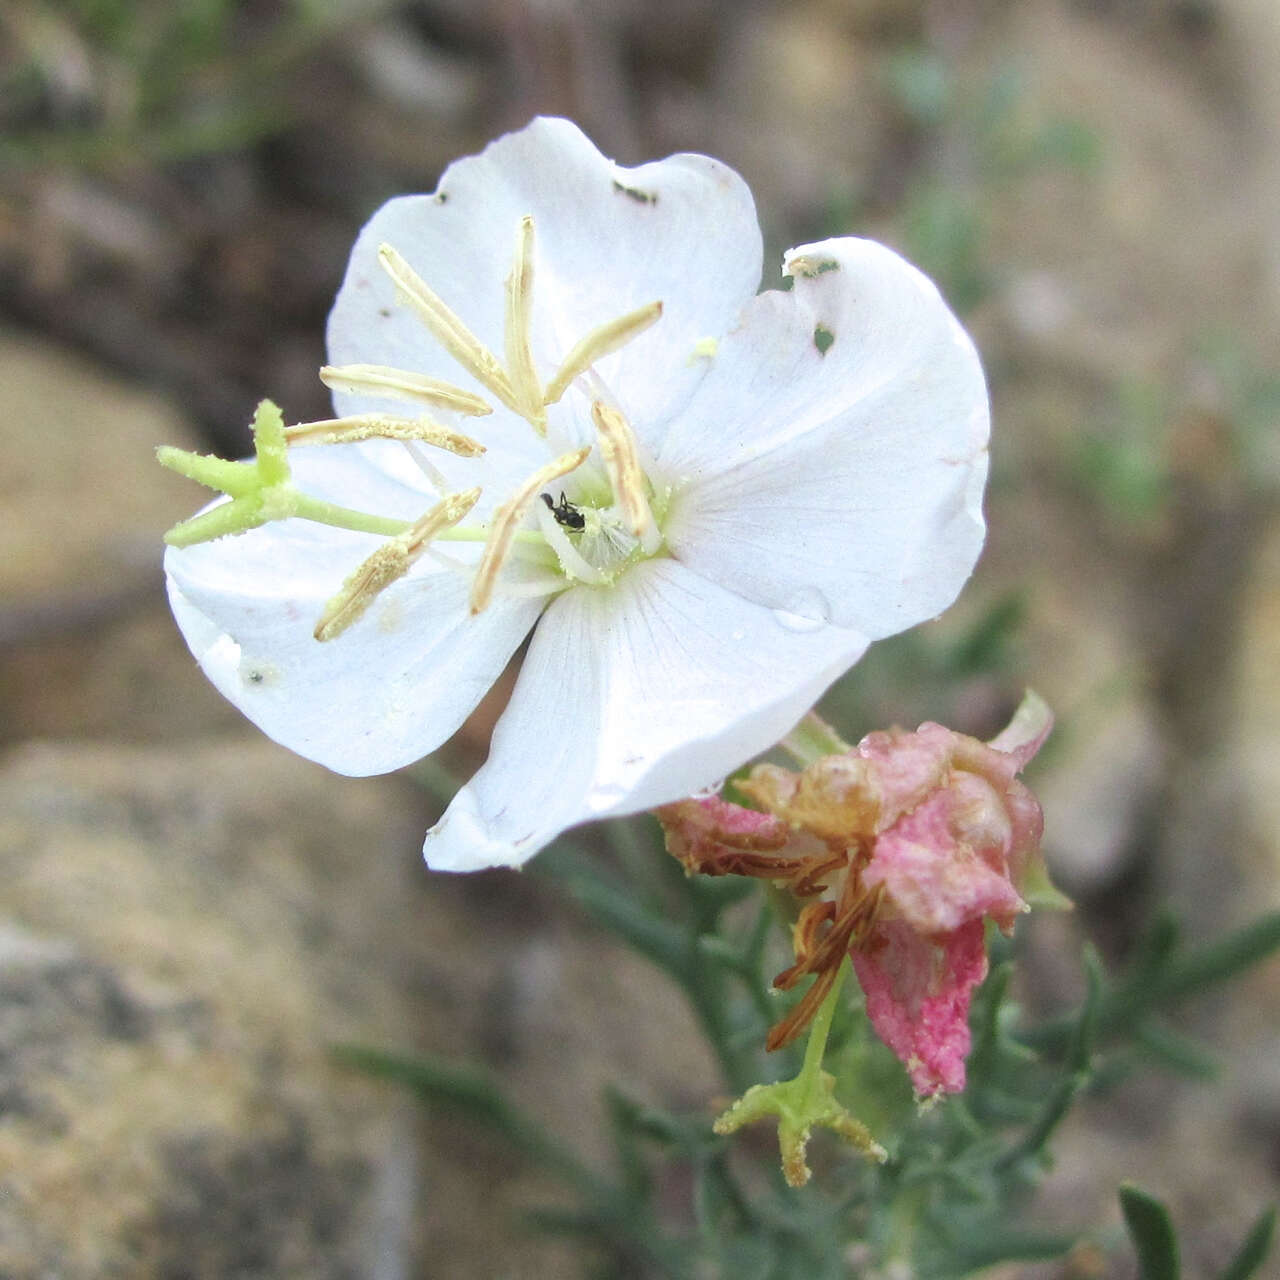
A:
[163,118,989,872]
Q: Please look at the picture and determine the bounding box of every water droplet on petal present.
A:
[771,587,831,634]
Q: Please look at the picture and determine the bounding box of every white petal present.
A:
[326,117,762,435]
[164,450,552,776]
[422,557,869,870]
[657,237,989,638]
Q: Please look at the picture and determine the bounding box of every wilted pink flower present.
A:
[657,691,1059,1097]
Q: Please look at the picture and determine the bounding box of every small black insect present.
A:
[540,490,586,531]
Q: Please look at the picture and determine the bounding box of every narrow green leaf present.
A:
[1148,912,1280,1005]
[997,946,1100,1171]
[1132,1018,1219,1080]
[942,1229,1081,1274]
[556,859,690,973]
[603,1086,653,1201]
[332,1044,589,1189]
[1219,1205,1276,1280]
[1020,912,1280,1058]
[1119,1183,1181,1280]
[966,962,1012,1088]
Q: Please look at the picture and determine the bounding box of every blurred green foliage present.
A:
[880,48,1101,313]
[1,0,386,170]
[342,816,1279,1278]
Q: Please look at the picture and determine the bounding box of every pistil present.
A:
[161,218,674,626]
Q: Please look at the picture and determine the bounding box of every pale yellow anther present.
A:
[315,488,481,641]
[591,401,661,554]
[469,447,591,616]
[376,243,518,412]
[504,215,546,433]
[543,301,663,407]
[319,364,492,417]
[285,413,485,457]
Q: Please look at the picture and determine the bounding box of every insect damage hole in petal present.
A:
[659,236,989,640]
[327,119,763,437]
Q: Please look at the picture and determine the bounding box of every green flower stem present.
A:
[713,959,886,1187]
[799,955,848,1083]
[780,710,852,766]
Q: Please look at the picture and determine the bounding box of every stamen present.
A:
[504,215,546,432]
[320,364,493,417]
[469,447,591,615]
[315,488,481,641]
[285,413,485,457]
[591,401,662,554]
[535,494,607,585]
[543,301,662,406]
[376,243,518,412]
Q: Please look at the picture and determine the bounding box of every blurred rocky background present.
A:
[1,0,1277,1275]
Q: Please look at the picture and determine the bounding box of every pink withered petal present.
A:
[662,794,791,853]
[861,781,1027,935]
[852,917,989,1096]
[853,725,953,831]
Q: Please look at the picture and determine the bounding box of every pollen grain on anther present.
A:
[314,488,481,642]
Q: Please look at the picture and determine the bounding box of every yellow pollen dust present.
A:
[591,401,661,554]
[315,488,481,641]
[285,413,485,457]
[322,215,667,623]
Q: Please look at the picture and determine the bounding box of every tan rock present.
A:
[0,330,239,746]
[0,737,715,1277]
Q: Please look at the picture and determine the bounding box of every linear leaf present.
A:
[1219,1205,1276,1280]
[1119,1183,1181,1280]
